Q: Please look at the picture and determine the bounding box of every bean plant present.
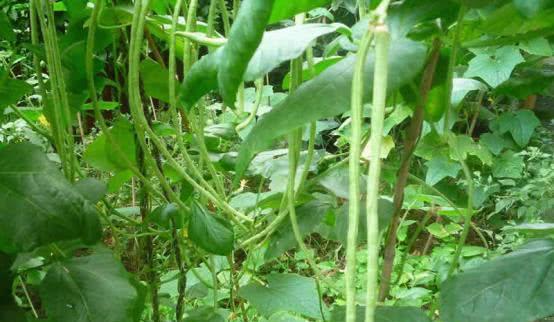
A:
[1,0,554,322]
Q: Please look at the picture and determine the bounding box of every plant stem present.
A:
[236,78,264,131]
[364,24,390,322]
[345,23,374,322]
[443,6,466,133]
[448,158,474,276]
[378,38,442,301]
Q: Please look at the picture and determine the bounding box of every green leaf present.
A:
[140,59,176,103]
[0,11,15,42]
[84,118,137,171]
[440,239,554,322]
[236,38,426,179]
[479,132,513,155]
[491,110,541,147]
[495,69,554,99]
[425,156,462,186]
[218,0,275,107]
[244,23,346,81]
[268,312,309,322]
[464,46,525,88]
[0,144,101,253]
[448,134,493,165]
[504,223,554,236]
[0,69,33,113]
[492,150,524,179]
[513,0,554,18]
[318,199,394,246]
[265,201,329,260]
[451,78,487,108]
[183,307,226,322]
[520,37,553,56]
[239,273,321,319]
[189,203,234,256]
[387,0,460,38]
[41,247,141,322]
[74,178,107,204]
[269,0,331,23]
[283,56,344,90]
[179,50,221,110]
[330,305,432,322]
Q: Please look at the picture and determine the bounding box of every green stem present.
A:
[236,78,264,132]
[9,105,53,142]
[346,24,374,322]
[364,24,390,322]
[443,6,466,133]
[448,158,474,276]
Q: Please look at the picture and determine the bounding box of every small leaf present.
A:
[0,69,33,113]
[265,201,329,260]
[425,155,461,186]
[184,307,226,322]
[491,110,541,147]
[245,23,345,81]
[189,203,234,256]
[74,178,107,204]
[464,46,525,88]
[0,144,101,253]
[239,273,321,319]
[492,150,524,179]
[0,12,15,42]
[330,305,432,322]
[441,239,554,322]
[480,132,514,155]
[84,118,137,171]
[140,59,176,103]
[218,0,275,107]
[269,0,332,23]
[41,247,141,322]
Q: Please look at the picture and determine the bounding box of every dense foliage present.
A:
[1,0,554,321]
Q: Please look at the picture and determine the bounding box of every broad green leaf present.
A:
[386,0,460,38]
[330,305,432,322]
[492,150,524,179]
[520,37,553,56]
[81,101,120,111]
[448,134,492,165]
[464,46,524,88]
[425,155,462,186]
[504,223,554,236]
[0,11,15,42]
[317,199,394,246]
[239,273,321,319]
[479,132,513,155]
[265,201,329,260]
[244,23,346,81]
[283,57,344,90]
[495,69,554,99]
[267,312,308,321]
[269,0,331,23]
[0,144,101,253]
[41,247,141,322]
[0,69,33,113]
[455,0,495,7]
[451,78,487,108]
[189,203,234,256]
[84,118,137,171]
[218,0,275,107]
[184,307,226,322]
[140,59,176,103]
[236,38,426,179]
[491,110,541,147]
[179,50,221,110]
[74,178,107,204]
[513,0,554,18]
[441,239,554,322]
